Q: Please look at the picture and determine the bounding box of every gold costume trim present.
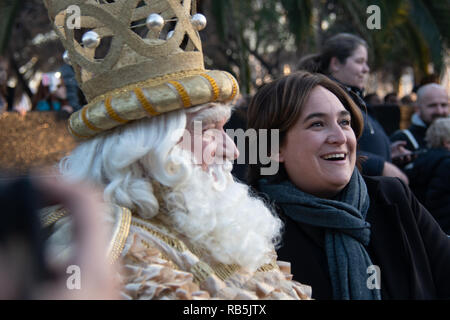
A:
[68,124,91,139]
[41,207,68,228]
[167,80,192,108]
[201,73,220,101]
[41,205,132,265]
[108,207,132,264]
[131,218,188,252]
[191,261,215,284]
[81,106,102,132]
[257,260,279,272]
[105,96,129,124]
[133,88,159,117]
[225,72,238,101]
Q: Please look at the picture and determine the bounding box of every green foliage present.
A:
[0,0,20,55]
[207,0,449,92]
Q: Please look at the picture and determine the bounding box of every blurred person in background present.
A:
[406,118,450,233]
[298,33,411,183]
[0,57,15,114]
[52,77,74,119]
[59,63,83,112]
[363,93,382,107]
[400,94,415,107]
[365,92,401,136]
[0,56,32,116]
[391,83,448,152]
[13,93,32,116]
[32,75,60,111]
[384,92,399,105]
[32,74,73,119]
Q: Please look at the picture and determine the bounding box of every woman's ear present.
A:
[329,57,341,74]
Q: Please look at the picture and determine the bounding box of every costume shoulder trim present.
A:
[107,206,132,263]
[40,204,67,228]
[39,203,132,264]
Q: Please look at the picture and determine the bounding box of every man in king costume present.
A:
[41,0,311,300]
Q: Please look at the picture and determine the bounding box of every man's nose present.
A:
[216,131,239,161]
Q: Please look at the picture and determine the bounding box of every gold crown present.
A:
[44,0,239,139]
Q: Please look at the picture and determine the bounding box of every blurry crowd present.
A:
[0,56,83,119]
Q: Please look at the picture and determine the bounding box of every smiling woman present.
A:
[247,71,450,300]
[278,86,357,198]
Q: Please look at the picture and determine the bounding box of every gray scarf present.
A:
[259,170,381,300]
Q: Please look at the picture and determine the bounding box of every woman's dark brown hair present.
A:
[246,71,364,188]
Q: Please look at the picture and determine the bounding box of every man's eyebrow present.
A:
[190,107,231,126]
[303,110,351,123]
[193,114,230,125]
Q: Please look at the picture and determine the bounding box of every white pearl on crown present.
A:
[146,13,165,32]
[82,31,100,49]
[191,13,207,31]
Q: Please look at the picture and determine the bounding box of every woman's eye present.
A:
[310,121,324,128]
[340,119,351,126]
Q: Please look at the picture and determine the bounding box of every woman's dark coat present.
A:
[273,175,450,300]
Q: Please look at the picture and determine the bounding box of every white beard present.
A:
[158,147,283,271]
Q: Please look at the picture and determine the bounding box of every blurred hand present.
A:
[382,162,409,185]
[32,171,120,300]
[391,141,413,165]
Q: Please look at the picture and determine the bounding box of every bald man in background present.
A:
[391,83,449,152]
